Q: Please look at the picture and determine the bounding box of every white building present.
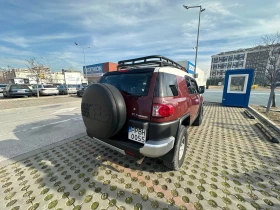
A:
[2,68,87,85]
[176,60,207,87]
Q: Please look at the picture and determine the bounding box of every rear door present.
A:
[185,76,200,122]
[99,69,155,121]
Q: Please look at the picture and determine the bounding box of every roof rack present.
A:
[117,55,188,72]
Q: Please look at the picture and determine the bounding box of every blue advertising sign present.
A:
[83,63,103,75]
[187,61,195,75]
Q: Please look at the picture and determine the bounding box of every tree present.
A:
[257,32,280,112]
[26,58,50,97]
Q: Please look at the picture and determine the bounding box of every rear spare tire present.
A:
[81,83,126,139]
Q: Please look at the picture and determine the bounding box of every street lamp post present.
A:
[74,42,90,82]
[183,5,205,78]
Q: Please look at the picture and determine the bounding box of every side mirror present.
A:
[199,86,205,94]
[169,85,179,96]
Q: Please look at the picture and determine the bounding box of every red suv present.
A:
[82,55,204,170]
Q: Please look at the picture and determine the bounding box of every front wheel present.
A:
[163,125,187,170]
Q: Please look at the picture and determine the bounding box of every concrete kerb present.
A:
[0,94,76,102]
[248,105,280,134]
[0,132,87,168]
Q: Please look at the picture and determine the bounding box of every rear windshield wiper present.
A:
[120,90,132,95]
[120,89,141,99]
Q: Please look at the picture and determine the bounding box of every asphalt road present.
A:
[203,89,280,106]
[0,99,85,163]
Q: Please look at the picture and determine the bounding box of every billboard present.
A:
[83,63,103,76]
[64,72,81,85]
[187,61,195,75]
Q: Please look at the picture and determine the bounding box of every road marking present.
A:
[0,117,82,137]
[53,107,77,114]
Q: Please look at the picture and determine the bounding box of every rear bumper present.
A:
[139,137,175,157]
[86,119,179,158]
[10,93,32,97]
[41,91,59,95]
[90,136,175,158]
[87,117,177,159]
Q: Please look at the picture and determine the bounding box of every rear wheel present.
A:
[164,125,187,170]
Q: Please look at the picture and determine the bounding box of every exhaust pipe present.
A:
[136,156,145,165]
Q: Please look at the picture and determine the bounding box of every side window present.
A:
[185,77,199,94]
[191,79,199,94]
[154,73,178,97]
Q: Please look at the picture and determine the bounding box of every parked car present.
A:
[81,55,204,170]
[3,84,32,98]
[32,84,59,96]
[77,85,88,97]
[58,84,78,95]
[0,84,8,93]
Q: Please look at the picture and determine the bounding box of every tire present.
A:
[164,125,188,170]
[82,83,126,139]
[192,105,203,126]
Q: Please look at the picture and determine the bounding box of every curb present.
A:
[248,105,280,134]
[244,110,255,119]
[255,123,279,143]
[0,94,77,102]
[0,132,87,168]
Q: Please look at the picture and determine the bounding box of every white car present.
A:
[0,84,8,93]
[32,84,59,96]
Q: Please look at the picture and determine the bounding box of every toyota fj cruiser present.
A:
[81,55,204,170]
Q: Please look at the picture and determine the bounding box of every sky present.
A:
[0,0,280,76]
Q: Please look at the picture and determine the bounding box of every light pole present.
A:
[74,42,90,82]
[183,5,205,78]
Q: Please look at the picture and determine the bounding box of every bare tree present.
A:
[26,58,50,97]
[259,33,280,112]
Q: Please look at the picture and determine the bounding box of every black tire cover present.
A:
[81,83,126,139]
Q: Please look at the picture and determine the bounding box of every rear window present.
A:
[11,85,29,89]
[154,72,178,97]
[43,85,56,88]
[67,85,76,88]
[100,72,153,96]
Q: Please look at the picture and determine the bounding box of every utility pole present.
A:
[183,5,205,78]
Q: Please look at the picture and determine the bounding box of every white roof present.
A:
[155,67,193,78]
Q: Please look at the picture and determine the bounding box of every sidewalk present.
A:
[0,103,279,210]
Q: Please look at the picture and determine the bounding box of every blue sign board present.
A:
[222,69,254,108]
[83,63,103,75]
[187,61,195,74]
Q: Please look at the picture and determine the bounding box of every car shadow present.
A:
[0,113,183,210]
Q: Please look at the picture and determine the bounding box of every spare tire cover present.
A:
[81,83,126,139]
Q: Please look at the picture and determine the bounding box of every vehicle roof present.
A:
[103,66,195,79]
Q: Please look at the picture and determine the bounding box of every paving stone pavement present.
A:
[0,103,280,210]
[0,96,81,110]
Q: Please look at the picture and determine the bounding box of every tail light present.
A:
[67,88,69,90]
[152,104,174,117]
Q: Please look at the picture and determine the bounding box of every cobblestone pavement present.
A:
[0,96,81,110]
[0,103,280,210]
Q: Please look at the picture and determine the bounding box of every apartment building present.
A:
[210,45,273,85]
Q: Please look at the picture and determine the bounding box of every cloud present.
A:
[1,0,280,73]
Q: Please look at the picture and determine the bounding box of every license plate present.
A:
[128,127,146,144]
[18,90,25,93]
